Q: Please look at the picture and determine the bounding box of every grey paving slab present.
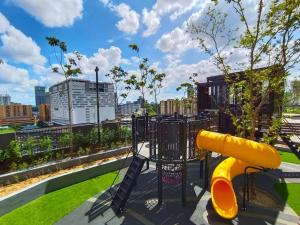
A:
[56,159,299,225]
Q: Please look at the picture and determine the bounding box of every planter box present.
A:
[0,155,132,217]
[0,146,131,186]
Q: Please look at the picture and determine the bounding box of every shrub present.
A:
[73,132,89,149]
[58,133,72,149]
[9,162,18,171]
[89,128,99,147]
[40,136,52,152]
[18,162,29,170]
[85,147,91,155]
[120,126,132,142]
[0,148,6,162]
[7,139,22,160]
[40,136,53,161]
[22,136,37,157]
[101,128,115,148]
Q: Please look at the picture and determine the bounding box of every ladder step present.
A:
[110,155,146,213]
[119,185,128,194]
[111,200,122,213]
[125,173,135,180]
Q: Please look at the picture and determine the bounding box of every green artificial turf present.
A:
[0,128,15,134]
[275,183,300,215]
[0,172,118,225]
[279,151,300,164]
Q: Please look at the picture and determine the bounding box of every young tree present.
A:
[188,0,300,140]
[126,43,166,113]
[176,79,197,116]
[46,37,82,154]
[290,79,300,105]
[105,66,129,113]
[148,68,166,114]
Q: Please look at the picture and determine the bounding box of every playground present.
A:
[56,149,299,225]
[0,114,299,225]
[57,115,299,225]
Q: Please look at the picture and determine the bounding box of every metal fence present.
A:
[132,113,219,162]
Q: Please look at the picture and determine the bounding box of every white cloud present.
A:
[113,3,140,34]
[142,0,207,36]
[100,1,140,35]
[9,0,83,27]
[0,61,39,104]
[0,62,33,84]
[99,0,110,5]
[142,8,160,37]
[0,13,46,67]
[155,0,257,58]
[155,27,197,55]
[39,67,65,88]
[61,46,123,82]
[0,13,10,32]
[41,46,130,89]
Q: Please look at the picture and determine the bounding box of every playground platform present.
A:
[55,156,299,225]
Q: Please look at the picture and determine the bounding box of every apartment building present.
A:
[160,98,197,116]
[49,79,115,125]
[39,104,51,122]
[0,104,33,125]
[117,97,143,116]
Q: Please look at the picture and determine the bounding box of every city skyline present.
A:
[0,0,299,105]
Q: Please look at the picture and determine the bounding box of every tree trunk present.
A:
[250,113,257,141]
[154,90,159,114]
[66,78,73,155]
[115,91,118,115]
[141,91,145,114]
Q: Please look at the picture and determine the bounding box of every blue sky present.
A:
[0,0,299,105]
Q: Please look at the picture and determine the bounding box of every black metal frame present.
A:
[242,166,266,211]
[157,120,187,206]
[131,113,214,207]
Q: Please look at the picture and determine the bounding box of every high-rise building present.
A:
[49,79,115,125]
[0,94,11,105]
[0,104,33,125]
[45,92,51,105]
[35,86,46,106]
[160,98,197,116]
[39,104,51,122]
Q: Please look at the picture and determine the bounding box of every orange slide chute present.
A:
[196,130,281,219]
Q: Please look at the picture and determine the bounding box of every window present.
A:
[13,106,17,117]
[99,83,108,92]
[5,106,10,117]
[23,106,27,116]
[89,83,109,92]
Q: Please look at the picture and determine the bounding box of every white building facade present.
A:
[117,101,141,116]
[49,79,115,125]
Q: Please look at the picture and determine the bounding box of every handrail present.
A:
[108,147,132,198]
[281,116,300,142]
[108,141,145,199]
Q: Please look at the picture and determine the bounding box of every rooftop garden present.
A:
[279,151,300,165]
[0,172,118,225]
[0,127,15,134]
[0,125,131,174]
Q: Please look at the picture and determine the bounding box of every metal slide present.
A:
[196,130,281,219]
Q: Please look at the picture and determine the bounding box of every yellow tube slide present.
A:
[196,130,281,219]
